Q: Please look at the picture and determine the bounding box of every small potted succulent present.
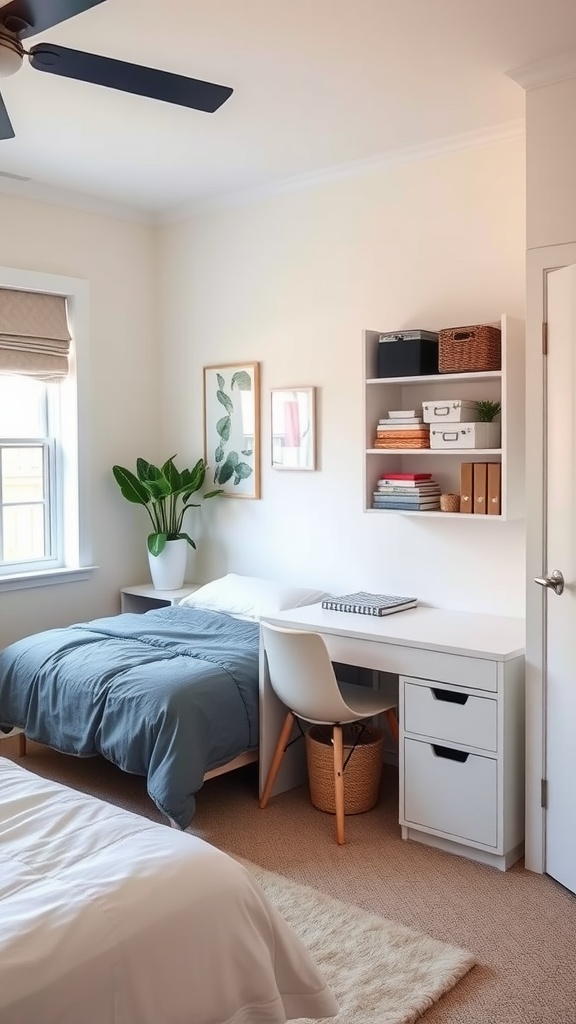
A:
[474,400,501,422]
[474,400,501,449]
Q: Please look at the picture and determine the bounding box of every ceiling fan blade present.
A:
[0,89,15,139]
[0,0,106,39]
[29,43,233,113]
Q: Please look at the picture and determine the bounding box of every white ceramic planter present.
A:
[147,538,188,591]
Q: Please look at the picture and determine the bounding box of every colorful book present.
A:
[376,422,429,431]
[374,490,439,499]
[375,491,440,498]
[373,499,440,507]
[373,496,440,505]
[378,416,422,424]
[321,592,418,616]
[373,492,440,500]
[386,410,422,419]
[378,478,435,488]
[372,502,440,511]
[380,473,432,481]
[375,484,440,493]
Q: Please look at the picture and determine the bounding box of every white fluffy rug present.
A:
[241,859,476,1024]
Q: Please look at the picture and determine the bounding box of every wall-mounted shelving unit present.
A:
[363,315,525,519]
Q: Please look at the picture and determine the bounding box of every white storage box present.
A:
[422,400,478,423]
[430,422,501,450]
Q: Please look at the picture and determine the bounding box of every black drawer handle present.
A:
[431,688,469,705]
[432,745,470,763]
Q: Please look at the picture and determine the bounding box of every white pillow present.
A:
[178,573,327,619]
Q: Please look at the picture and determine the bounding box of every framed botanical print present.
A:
[203,362,260,498]
[271,386,316,470]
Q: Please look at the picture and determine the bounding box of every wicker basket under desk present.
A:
[305,724,383,815]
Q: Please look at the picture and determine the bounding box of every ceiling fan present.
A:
[0,0,233,140]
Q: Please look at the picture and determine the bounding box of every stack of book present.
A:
[372,409,430,450]
[372,473,441,511]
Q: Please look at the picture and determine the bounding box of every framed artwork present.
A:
[271,386,316,471]
[203,362,260,498]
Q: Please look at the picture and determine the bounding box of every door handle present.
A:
[534,569,565,596]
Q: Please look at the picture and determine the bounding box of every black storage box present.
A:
[377,330,439,378]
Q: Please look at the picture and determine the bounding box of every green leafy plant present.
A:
[112,456,221,556]
[474,400,501,422]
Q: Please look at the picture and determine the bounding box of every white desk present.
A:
[259,604,525,870]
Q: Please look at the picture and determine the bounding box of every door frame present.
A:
[525,241,576,872]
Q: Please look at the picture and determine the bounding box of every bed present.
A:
[0,756,338,1024]
[0,574,326,829]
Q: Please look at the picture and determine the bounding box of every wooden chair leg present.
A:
[259,711,295,809]
[385,707,399,745]
[18,732,26,757]
[332,724,345,845]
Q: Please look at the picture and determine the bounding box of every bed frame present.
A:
[203,749,258,779]
[12,730,258,814]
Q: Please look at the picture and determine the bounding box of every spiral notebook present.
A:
[321,591,417,616]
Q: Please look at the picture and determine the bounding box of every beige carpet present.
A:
[241,858,475,1024]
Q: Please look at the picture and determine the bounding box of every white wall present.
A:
[158,136,526,615]
[0,195,158,645]
[527,77,576,249]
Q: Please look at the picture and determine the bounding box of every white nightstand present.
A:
[120,583,202,614]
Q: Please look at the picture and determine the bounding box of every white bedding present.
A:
[0,757,337,1024]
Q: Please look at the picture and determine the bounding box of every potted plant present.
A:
[112,455,221,590]
[473,399,501,451]
[474,400,501,422]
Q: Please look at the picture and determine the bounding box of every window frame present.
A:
[0,266,95,591]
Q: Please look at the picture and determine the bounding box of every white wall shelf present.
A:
[363,315,525,520]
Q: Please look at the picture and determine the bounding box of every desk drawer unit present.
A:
[403,738,498,847]
[404,680,498,751]
[399,658,525,870]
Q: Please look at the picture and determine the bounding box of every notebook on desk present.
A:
[321,592,418,616]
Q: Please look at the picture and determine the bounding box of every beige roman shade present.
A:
[0,287,71,381]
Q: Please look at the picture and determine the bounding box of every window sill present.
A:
[0,566,98,593]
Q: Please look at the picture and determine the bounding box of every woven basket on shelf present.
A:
[305,724,384,815]
[438,324,501,373]
[440,493,460,513]
[373,431,430,449]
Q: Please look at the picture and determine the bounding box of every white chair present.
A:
[259,622,399,844]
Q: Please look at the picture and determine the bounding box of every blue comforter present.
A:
[0,606,260,828]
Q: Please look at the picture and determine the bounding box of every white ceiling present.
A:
[0,0,574,219]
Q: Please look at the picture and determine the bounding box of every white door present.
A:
[542,264,576,894]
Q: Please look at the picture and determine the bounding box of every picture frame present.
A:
[203,362,260,498]
[271,386,316,471]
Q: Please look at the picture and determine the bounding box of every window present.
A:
[0,267,92,589]
[0,376,58,571]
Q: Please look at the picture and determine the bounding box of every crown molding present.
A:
[0,173,153,224]
[507,51,576,90]
[156,119,525,224]
[0,117,526,226]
